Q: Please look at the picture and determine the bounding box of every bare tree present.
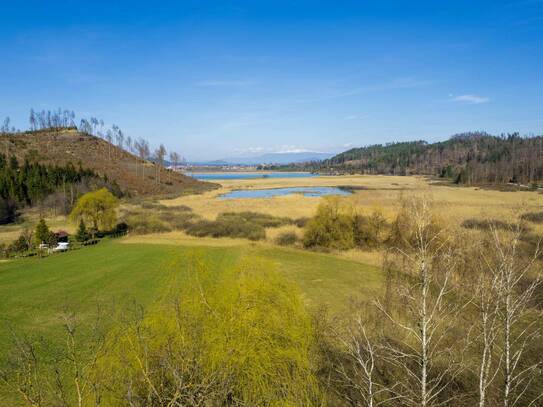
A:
[169,151,180,182]
[154,144,166,184]
[126,136,133,154]
[1,117,11,133]
[136,138,149,179]
[334,309,400,407]
[376,196,466,407]
[105,130,113,160]
[117,129,124,153]
[90,117,99,135]
[485,220,542,407]
[29,109,36,131]
[472,251,502,407]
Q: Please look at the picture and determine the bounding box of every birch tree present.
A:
[376,196,465,407]
[472,251,502,407]
[333,307,400,407]
[487,220,542,407]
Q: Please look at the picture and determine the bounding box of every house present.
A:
[55,230,69,243]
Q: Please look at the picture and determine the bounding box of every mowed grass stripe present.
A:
[0,240,382,351]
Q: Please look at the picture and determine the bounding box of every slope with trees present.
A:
[0,109,215,198]
[320,132,543,186]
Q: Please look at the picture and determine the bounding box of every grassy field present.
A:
[0,237,380,350]
[2,174,542,404]
[0,237,380,403]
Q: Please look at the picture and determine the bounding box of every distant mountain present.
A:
[192,152,334,166]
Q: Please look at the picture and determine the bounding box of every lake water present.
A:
[219,186,352,199]
[187,172,316,181]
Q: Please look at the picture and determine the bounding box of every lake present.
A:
[187,172,316,181]
[219,186,352,199]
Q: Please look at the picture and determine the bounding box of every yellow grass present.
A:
[121,231,250,247]
[162,175,543,232]
[4,174,542,246]
[0,210,75,245]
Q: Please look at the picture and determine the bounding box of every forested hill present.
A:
[322,132,543,185]
[0,129,214,197]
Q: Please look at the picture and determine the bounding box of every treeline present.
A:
[0,154,120,224]
[2,108,186,175]
[315,132,543,185]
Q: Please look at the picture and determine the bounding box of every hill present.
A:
[321,132,543,185]
[0,129,215,196]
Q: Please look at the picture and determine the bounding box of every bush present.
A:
[184,212,291,241]
[353,211,387,249]
[303,201,355,250]
[276,231,298,246]
[124,212,173,234]
[140,202,192,212]
[185,218,266,241]
[122,204,196,235]
[521,211,543,224]
[461,218,515,231]
[217,212,291,228]
[303,201,389,251]
[388,197,447,250]
[8,230,33,254]
[293,217,310,227]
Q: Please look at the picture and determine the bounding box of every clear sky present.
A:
[1,0,542,161]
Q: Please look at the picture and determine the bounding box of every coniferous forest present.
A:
[0,154,117,224]
[276,132,543,186]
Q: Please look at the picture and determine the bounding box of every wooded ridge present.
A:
[282,132,543,185]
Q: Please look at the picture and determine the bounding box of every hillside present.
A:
[321,132,543,185]
[1,129,215,196]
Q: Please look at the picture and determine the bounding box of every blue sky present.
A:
[1,0,542,160]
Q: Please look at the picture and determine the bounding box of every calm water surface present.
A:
[219,187,351,199]
[187,172,316,181]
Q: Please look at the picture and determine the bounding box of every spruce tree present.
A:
[75,219,88,242]
[35,218,50,245]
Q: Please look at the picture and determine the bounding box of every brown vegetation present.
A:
[0,129,216,196]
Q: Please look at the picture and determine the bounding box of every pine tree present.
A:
[75,219,89,242]
[35,218,50,245]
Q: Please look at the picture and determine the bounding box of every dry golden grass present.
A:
[121,231,251,247]
[0,210,76,245]
[265,224,303,241]
[4,174,542,248]
[161,174,543,233]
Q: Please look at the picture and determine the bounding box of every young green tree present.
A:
[69,188,119,237]
[75,219,89,242]
[35,218,51,245]
[95,257,323,406]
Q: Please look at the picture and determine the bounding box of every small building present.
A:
[55,230,69,243]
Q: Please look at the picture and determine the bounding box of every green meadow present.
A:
[0,238,381,397]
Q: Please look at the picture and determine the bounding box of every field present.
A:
[163,174,543,222]
[5,174,542,246]
[2,173,543,404]
[0,236,380,403]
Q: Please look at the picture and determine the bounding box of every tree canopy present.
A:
[69,188,119,233]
